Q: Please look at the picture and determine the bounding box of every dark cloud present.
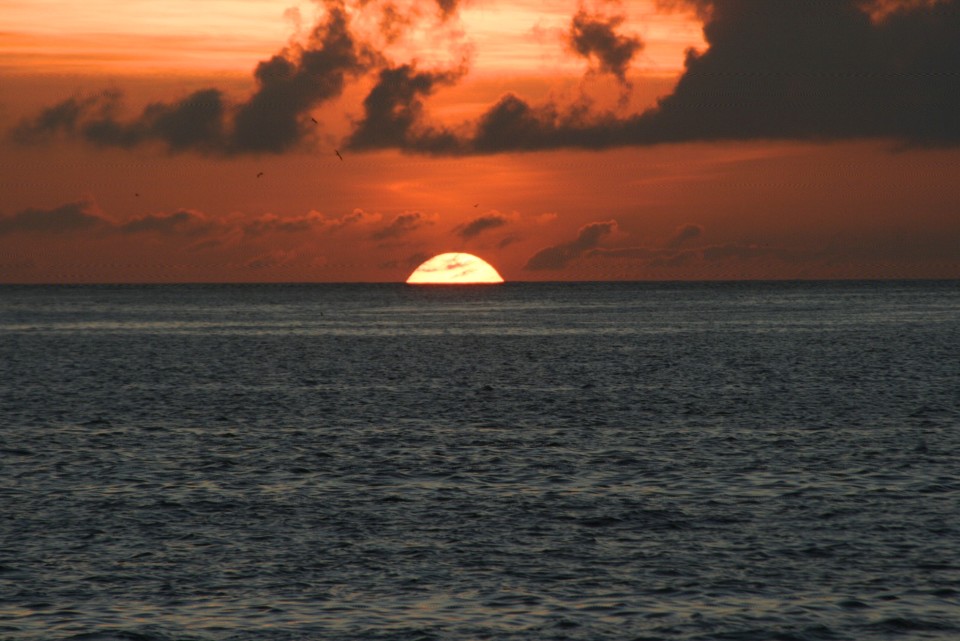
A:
[589,246,658,260]
[8,94,114,144]
[524,220,617,270]
[667,223,704,248]
[345,63,464,151]
[120,210,212,235]
[454,212,510,239]
[377,2,413,43]
[73,90,227,151]
[14,1,959,156]
[372,211,430,239]
[470,93,622,153]
[590,241,784,268]
[498,234,520,249]
[244,212,326,236]
[435,0,460,19]
[568,6,644,85]
[638,0,960,146]
[0,201,109,235]
[360,0,960,154]
[10,1,376,155]
[232,2,375,153]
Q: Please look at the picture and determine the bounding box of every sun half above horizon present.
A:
[406,253,505,285]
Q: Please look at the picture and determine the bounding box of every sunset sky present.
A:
[2,0,959,283]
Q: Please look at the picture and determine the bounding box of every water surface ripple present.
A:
[2,281,959,640]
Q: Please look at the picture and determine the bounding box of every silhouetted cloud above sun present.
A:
[2,0,958,282]
[10,1,377,155]
[454,212,512,240]
[11,0,960,156]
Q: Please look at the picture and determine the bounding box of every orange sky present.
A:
[1,0,959,283]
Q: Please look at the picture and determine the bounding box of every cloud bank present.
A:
[10,0,378,155]
[9,0,960,155]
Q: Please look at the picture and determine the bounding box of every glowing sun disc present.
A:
[406,252,505,285]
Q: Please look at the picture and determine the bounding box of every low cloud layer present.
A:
[0,201,108,236]
[525,220,618,270]
[0,200,400,243]
[454,212,511,239]
[667,223,704,248]
[371,211,433,240]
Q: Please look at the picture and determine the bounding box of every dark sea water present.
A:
[2,281,959,641]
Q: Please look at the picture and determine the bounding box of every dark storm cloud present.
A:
[231,1,375,153]
[74,90,227,151]
[524,219,617,270]
[568,6,644,85]
[641,0,960,146]
[469,94,623,153]
[345,63,464,151]
[363,0,960,154]
[666,223,704,248]
[0,201,109,235]
[372,212,429,239]
[454,212,510,239]
[9,0,376,155]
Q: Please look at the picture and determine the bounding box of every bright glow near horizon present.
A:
[406,253,505,285]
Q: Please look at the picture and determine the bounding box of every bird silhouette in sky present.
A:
[335,150,343,161]
[257,172,264,178]
[311,117,318,124]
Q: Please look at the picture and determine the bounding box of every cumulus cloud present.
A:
[0,201,109,235]
[365,0,960,153]
[634,0,960,147]
[334,207,383,228]
[243,211,327,236]
[345,63,464,151]
[666,223,704,248]
[0,199,385,246]
[454,212,511,239]
[589,240,786,269]
[524,219,618,270]
[372,211,432,239]
[568,5,644,86]
[10,0,377,155]
[120,209,213,235]
[12,1,959,156]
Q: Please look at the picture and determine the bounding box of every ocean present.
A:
[1,281,958,641]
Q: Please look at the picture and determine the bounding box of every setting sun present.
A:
[406,253,505,285]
